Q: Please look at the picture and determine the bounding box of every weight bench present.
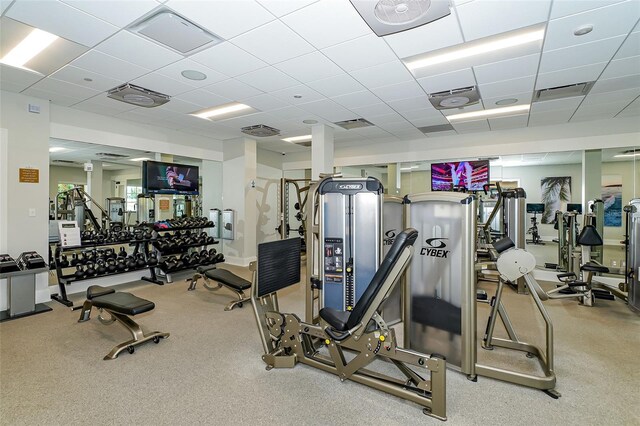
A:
[78,285,170,360]
[187,265,254,311]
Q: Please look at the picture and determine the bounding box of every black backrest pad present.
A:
[257,237,301,297]
[493,237,515,254]
[346,228,418,330]
[577,225,603,246]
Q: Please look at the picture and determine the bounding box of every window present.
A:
[57,183,84,194]
[126,186,143,212]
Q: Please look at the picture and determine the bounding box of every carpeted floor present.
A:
[1,264,638,425]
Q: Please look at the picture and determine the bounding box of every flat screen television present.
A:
[566,203,582,214]
[142,160,199,195]
[431,160,490,192]
[526,203,545,214]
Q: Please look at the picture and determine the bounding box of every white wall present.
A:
[0,91,51,308]
[49,165,87,199]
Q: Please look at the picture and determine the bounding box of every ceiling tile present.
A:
[584,87,640,106]
[478,75,536,99]
[615,31,640,59]
[190,42,267,77]
[384,8,464,58]
[590,74,640,93]
[298,99,356,122]
[386,96,435,113]
[203,78,263,100]
[331,90,380,109]
[572,98,632,119]
[166,0,275,39]
[174,89,231,107]
[366,113,408,125]
[350,103,397,118]
[488,114,529,130]
[456,0,552,41]
[482,91,533,109]
[6,0,118,46]
[399,106,443,120]
[417,68,476,93]
[70,50,151,82]
[322,34,397,71]
[236,66,299,92]
[231,20,314,64]
[96,31,182,70]
[155,58,228,87]
[600,55,640,80]
[131,72,194,96]
[440,101,485,116]
[49,64,121,92]
[528,110,573,126]
[22,87,90,107]
[350,60,414,89]
[26,77,100,100]
[73,95,140,114]
[280,0,371,49]
[452,120,490,133]
[72,100,131,117]
[274,51,343,82]
[535,62,607,89]
[61,0,159,27]
[156,98,202,114]
[539,35,626,73]
[306,74,365,98]
[549,0,626,19]
[268,105,309,120]
[544,1,638,51]
[0,64,43,92]
[370,80,426,102]
[531,96,584,113]
[270,84,324,105]
[256,0,317,17]
[240,93,291,111]
[0,0,12,15]
[474,54,540,85]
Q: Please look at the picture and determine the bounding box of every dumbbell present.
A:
[59,254,70,268]
[116,258,127,272]
[118,247,127,258]
[106,258,117,273]
[190,253,200,266]
[96,259,107,275]
[134,253,146,268]
[85,262,96,277]
[70,253,80,266]
[125,256,137,270]
[147,255,158,267]
[74,265,85,280]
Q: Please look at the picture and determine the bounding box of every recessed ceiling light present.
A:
[302,119,318,124]
[446,104,530,122]
[495,98,518,105]
[573,25,593,36]
[282,134,312,143]
[0,28,58,71]
[130,157,151,162]
[189,102,255,120]
[49,147,66,152]
[403,25,545,72]
[181,69,207,81]
[614,153,640,158]
[293,94,303,99]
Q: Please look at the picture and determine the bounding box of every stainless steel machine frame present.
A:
[105,197,125,230]
[277,177,312,239]
[587,199,604,264]
[381,195,404,324]
[55,187,108,231]
[502,188,527,293]
[136,194,155,223]
[305,177,383,320]
[626,199,640,312]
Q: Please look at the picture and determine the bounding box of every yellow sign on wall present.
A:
[19,168,39,183]
[159,199,170,211]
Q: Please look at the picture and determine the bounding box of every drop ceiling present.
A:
[1,0,639,154]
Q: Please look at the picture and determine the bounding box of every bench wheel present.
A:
[127,345,135,354]
[238,302,243,308]
[153,336,160,344]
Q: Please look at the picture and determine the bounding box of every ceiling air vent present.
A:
[107,83,170,108]
[334,118,374,130]
[350,0,451,36]
[295,141,312,148]
[130,9,223,54]
[534,82,595,102]
[241,125,281,137]
[429,86,480,110]
[95,153,129,159]
[418,123,455,133]
[52,159,79,165]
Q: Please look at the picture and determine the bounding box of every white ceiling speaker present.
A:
[349,0,451,36]
[429,86,480,110]
[107,83,170,108]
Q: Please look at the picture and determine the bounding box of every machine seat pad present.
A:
[493,237,515,254]
[319,307,351,332]
[581,262,609,273]
[87,285,116,300]
[204,269,251,291]
[91,292,155,316]
[196,265,217,274]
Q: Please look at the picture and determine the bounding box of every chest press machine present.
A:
[251,232,448,421]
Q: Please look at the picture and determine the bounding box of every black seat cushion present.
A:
[204,268,251,290]
[91,292,155,316]
[577,225,603,246]
[581,262,609,273]
[319,228,419,332]
[87,285,116,300]
[319,307,351,331]
[493,237,515,254]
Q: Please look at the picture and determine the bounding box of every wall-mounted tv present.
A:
[142,160,199,195]
[431,160,490,192]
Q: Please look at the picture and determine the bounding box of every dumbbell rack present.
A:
[141,224,220,285]
[51,238,154,307]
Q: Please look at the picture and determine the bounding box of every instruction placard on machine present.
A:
[57,220,81,248]
[324,238,344,283]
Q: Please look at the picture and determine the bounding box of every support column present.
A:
[87,160,103,219]
[387,163,401,195]
[582,149,602,211]
[222,137,257,265]
[155,153,173,221]
[311,124,334,179]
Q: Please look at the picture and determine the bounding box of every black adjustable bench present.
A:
[187,265,253,311]
[78,285,170,360]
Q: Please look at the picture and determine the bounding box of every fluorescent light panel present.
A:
[130,157,150,162]
[0,28,58,70]
[614,153,640,158]
[49,147,66,152]
[447,104,530,122]
[282,135,312,143]
[190,102,254,120]
[404,26,545,71]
